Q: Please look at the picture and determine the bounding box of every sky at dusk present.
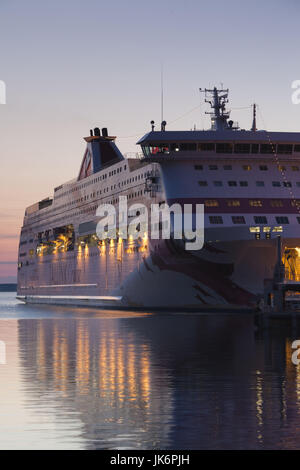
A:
[0,0,299,282]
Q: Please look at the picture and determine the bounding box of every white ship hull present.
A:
[17,234,299,310]
[17,90,300,311]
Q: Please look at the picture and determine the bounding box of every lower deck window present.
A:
[249,200,263,207]
[271,200,283,207]
[232,216,246,224]
[276,216,289,224]
[205,199,219,207]
[209,216,223,224]
[254,216,268,224]
[227,200,240,207]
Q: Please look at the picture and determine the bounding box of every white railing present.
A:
[124,152,144,160]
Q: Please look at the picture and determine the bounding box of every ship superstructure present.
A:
[17,88,300,309]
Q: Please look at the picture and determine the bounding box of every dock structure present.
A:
[264,279,300,313]
[257,235,300,328]
[263,235,300,311]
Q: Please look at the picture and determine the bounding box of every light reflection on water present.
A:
[1,292,300,449]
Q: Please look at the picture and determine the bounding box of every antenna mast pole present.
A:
[251,103,257,131]
[161,63,164,123]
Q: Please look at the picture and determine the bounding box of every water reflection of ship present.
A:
[18,316,174,449]
[17,315,300,449]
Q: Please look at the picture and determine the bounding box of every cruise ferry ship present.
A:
[17,87,300,309]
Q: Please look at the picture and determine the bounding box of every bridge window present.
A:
[142,146,150,156]
[277,144,293,154]
[240,181,248,187]
[234,143,250,153]
[223,165,232,170]
[228,181,237,186]
[179,143,197,151]
[194,165,203,170]
[283,182,292,187]
[170,143,179,151]
[198,143,215,151]
[259,165,268,171]
[148,144,169,154]
[216,143,233,153]
[209,165,218,170]
[294,145,300,152]
[260,144,273,154]
[256,181,265,187]
[272,181,281,187]
[213,181,223,186]
[243,165,251,171]
[198,181,208,186]
[251,144,259,154]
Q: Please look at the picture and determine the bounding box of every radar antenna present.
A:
[199,86,237,131]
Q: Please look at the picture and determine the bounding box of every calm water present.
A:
[1,292,300,449]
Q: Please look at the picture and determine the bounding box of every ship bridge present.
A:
[137,130,300,159]
[137,87,300,159]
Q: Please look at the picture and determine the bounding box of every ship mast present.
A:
[251,103,257,132]
[200,86,233,131]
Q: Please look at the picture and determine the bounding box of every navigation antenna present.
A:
[199,86,235,131]
[161,63,164,124]
[251,103,257,132]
